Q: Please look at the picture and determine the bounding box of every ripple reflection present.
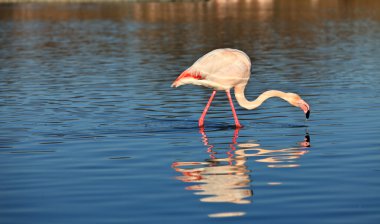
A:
[172,127,311,216]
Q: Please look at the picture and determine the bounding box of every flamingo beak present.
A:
[299,100,310,119]
[306,110,310,119]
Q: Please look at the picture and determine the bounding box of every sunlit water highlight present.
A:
[1,1,380,224]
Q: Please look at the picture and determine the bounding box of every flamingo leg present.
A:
[199,90,217,127]
[226,89,242,128]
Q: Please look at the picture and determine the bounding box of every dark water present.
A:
[1,1,380,223]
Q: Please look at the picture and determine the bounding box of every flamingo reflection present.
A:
[172,128,310,205]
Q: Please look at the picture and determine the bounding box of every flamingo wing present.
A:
[172,49,251,90]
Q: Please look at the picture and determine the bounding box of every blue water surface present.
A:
[1,1,380,223]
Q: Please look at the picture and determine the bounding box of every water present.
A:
[1,1,380,223]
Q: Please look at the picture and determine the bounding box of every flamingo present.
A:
[171,48,310,128]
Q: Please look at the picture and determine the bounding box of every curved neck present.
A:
[234,85,289,110]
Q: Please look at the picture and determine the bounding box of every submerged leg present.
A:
[226,89,242,128]
[199,90,217,127]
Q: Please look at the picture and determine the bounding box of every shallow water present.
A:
[1,1,380,223]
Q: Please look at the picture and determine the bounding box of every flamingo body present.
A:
[172,48,310,127]
[172,48,250,90]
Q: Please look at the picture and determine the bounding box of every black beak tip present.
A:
[305,110,310,119]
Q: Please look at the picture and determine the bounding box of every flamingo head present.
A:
[299,99,311,119]
[287,93,311,119]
